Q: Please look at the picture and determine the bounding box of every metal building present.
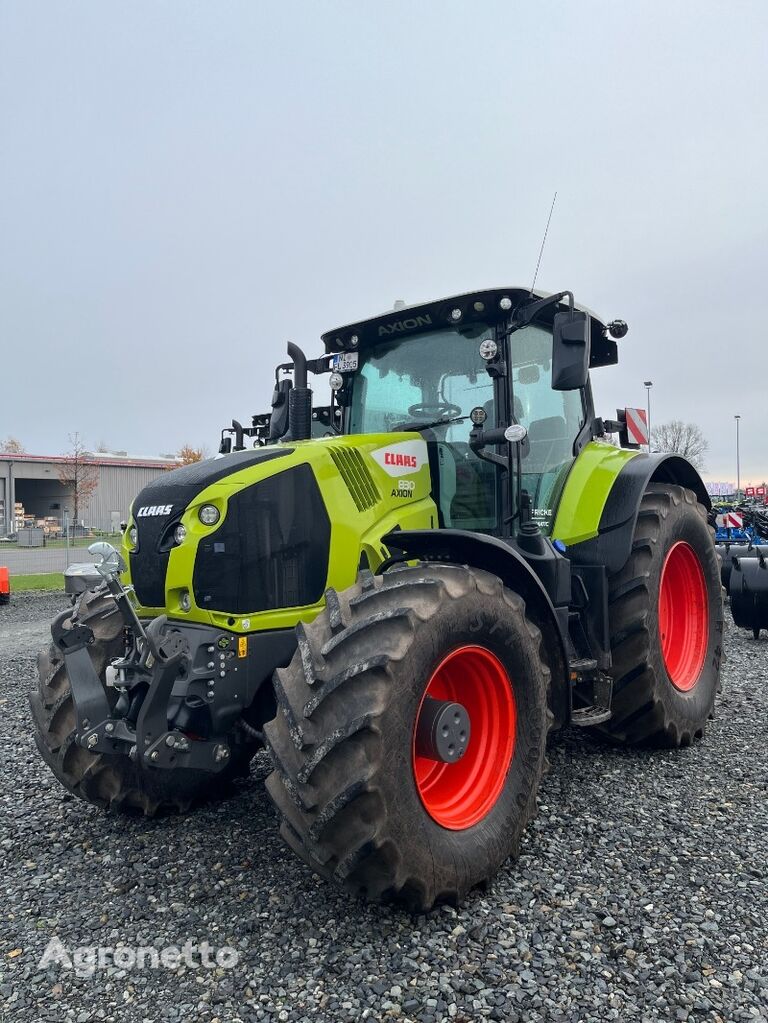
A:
[0,452,178,536]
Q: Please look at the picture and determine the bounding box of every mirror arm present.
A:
[508,290,573,331]
[306,355,333,375]
[469,426,509,471]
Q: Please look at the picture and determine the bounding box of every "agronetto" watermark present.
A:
[38,936,239,979]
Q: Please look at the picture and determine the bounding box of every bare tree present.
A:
[652,420,708,470]
[58,433,100,525]
[1,436,25,453]
[95,440,111,453]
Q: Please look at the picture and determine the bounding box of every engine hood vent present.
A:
[328,447,380,512]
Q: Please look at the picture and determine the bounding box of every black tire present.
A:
[594,484,724,747]
[29,589,255,815]
[264,564,551,911]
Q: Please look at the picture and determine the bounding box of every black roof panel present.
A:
[320,286,616,368]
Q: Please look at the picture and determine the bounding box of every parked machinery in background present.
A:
[714,502,768,638]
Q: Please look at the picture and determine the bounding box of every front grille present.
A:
[129,446,293,608]
[192,464,330,614]
[328,447,380,511]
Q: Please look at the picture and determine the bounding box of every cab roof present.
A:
[321,287,617,368]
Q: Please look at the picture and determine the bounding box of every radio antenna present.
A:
[529,191,557,296]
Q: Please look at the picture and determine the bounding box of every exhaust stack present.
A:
[285,342,312,441]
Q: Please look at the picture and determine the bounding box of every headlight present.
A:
[198,504,220,526]
[479,338,498,361]
[174,524,187,544]
[179,590,191,612]
[128,526,138,547]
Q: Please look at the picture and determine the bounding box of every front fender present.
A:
[559,446,710,575]
[381,528,570,726]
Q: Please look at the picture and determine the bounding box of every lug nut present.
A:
[207,661,215,670]
[165,734,176,747]
[86,733,98,748]
[207,690,215,699]
[207,646,214,653]
[149,750,160,762]
[214,744,230,763]
[105,722,114,733]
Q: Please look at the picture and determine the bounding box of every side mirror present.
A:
[269,378,292,441]
[552,310,590,390]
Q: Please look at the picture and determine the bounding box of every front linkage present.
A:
[52,543,240,774]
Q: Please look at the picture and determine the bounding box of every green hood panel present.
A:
[122,433,436,632]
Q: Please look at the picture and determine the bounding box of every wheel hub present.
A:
[414,696,471,763]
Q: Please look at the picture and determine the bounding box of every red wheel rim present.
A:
[658,541,709,691]
[412,645,516,830]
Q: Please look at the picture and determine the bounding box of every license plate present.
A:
[331,352,359,372]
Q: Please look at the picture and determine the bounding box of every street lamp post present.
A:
[644,381,653,452]
[735,414,741,501]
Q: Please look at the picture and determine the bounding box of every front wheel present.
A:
[264,564,551,910]
[594,484,724,747]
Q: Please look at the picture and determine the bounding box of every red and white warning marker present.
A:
[717,510,744,529]
[625,407,649,447]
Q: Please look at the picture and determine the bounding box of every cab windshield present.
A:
[348,325,495,436]
[348,325,499,530]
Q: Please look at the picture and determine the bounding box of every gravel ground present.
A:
[1,590,767,1022]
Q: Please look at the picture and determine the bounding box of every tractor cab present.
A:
[320,287,623,536]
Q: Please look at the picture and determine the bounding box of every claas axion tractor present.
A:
[31,287,723,910]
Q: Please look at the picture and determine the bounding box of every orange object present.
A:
[0,566,9,604]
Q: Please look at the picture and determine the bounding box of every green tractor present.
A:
[31,287,723,910]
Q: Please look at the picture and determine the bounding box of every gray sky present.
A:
[1,1,766,481]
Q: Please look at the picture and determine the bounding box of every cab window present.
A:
[511,324,585,533]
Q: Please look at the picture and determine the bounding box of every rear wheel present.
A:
[29,589,255,815]
[264,564,551,910]
[594,484,723,747]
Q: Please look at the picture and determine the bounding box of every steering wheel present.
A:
[407,401,462,420]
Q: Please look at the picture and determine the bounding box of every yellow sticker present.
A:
[238,636,248,658]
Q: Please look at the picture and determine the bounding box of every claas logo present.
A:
[384,452,417,468]
[371,440,427,478]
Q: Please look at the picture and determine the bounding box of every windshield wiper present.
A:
[390,415,467,433]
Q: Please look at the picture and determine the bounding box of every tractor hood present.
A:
[123,435,436,632]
